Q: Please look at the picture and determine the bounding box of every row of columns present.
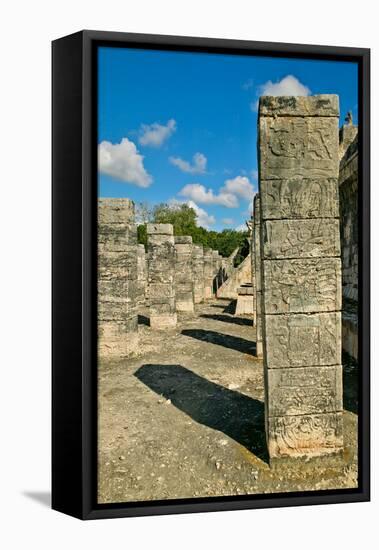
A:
[98,209,231,355]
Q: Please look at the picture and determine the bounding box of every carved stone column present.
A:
[147,224,177,329]
[98,198,138,358]
[258,95,343,460]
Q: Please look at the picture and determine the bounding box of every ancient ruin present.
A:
[174,236,195,312]
[192,244,205,304]
[258,95,343,460]
[339,124,358,360]
[147,223,177,329]
[98,95,359,505]
[98,198,138,358]
[252,195,263,357]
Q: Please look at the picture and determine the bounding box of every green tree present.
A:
[136,202,249,264]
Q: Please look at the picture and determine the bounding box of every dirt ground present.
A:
[98,298,358,504]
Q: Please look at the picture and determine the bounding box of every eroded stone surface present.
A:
[259,116,339,180]
[174,236,194,313]
[267,366,343,417]
[262,219,340,259]
[264,312,341,369]
[260,178,339,220]
[268,413,343,459]
[259,95,340,117]
[147,224,177,329]
[263,258,342,314]
[259,95,343,459]
[98,198,138,358]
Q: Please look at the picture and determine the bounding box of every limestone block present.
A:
[267,412,343,459]
[260,178,339,220]
[259,95,339,117]
[264,312,341,369]
[263,258,342,314]
[259,116,340,180]
[146,223,174,235]
[267,365,343,417]
[262,219,341,259]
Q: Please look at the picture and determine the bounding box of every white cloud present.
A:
[169,152,207,174]
[138,119,176,147]
[235,223,248,232]
[179,183,238,208]
[251,75,311,111]
[221,176,255,201]
[222,218,234,226]
[169,198,215,229]
[98,138,152,187]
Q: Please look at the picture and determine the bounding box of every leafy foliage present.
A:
[136,202,249,264]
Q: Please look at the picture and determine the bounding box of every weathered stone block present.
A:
[267,365,343,416]
[260,178,339,220]
[259,95,339,118]
[259,116,339,180]
[264,312,341,369]
[263,258,342,314]
[267,412,343,459]
[262,219,341,259]
[146,223,174,235]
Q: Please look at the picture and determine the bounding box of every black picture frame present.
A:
[52,30,370,520]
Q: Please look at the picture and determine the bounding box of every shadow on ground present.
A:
[182,328,256,355]
[200,314,253,327]
[138,314,150,326]
[135,364,268,462]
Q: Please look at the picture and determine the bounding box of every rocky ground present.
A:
[98,299,358,504]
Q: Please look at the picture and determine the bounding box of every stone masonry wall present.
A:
[147,224,177,329]
[339,133,358,359]
[258,95,343,460]
[174,236,194,312]
[98,198,138,358]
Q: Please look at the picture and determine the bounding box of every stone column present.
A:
[147,224,177,329]
[192,244,205,304]
[203,248,214,300]
[174,236,194,312]
[137,244,147,306]
[253,195,263,357]
[98,198,138,358]
[212,250,220,294]
[258,95,343,460]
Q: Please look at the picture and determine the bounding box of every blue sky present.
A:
[98,46,358,231]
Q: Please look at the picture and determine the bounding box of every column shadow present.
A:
[200,314,253,327]
[134,364,267,462]
[182,329,256,355]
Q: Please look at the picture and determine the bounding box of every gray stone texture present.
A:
[259,95,343,460]
[147,224,177,329]
[192,244,205,304]
[203,248,214,300]
[339,132,358,360]
[174,236,194,312]
[253,195,263,357]
[98,198,138,358]
[137,244,147,305]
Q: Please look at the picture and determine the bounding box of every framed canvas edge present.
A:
[52,30,371,521]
